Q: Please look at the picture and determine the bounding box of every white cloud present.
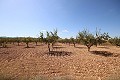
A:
[62,30,69,33]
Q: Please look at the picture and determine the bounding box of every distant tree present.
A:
[8,38,14,44]
[23,37,32,48]
[39,32,44,44]
[0,38,2,46]
[114,37,120,47]
[101,32,110,40]
[16,37,21,46]
[109,37,120,47]
[76,37,80,44]
[98,33,110,46]
[64,38,70,45]
[34,38,39,46]
[57,38,64,43]
[95,28,110,46]
[70,37,76,47]
[0,38,7,48]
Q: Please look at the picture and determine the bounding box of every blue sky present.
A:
[0,0,120,38]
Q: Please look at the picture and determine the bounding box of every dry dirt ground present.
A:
[0,43,120,80]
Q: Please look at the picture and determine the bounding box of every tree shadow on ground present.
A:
[0,46,11,48]
[46,51,72,56]
[75,46,87,49]
[36,45,43,46]
[97,46,109,49]
[90,51,113,57]
[0,52,9,54]
[54,44,63,46]
[53,46,66,49]
[16,45,25,46]
[24,47,35,48]
[35,44,45,46]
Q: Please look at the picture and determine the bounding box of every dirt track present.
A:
[0,43,120,80]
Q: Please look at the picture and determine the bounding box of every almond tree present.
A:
[64,38,70,45]
[50,29,59,47]
[8,38,14,44]
[76,37,81,44]
[39,32,44,44]
[46,31,51,52]
[57,38,64,44]
[0,37,7,48]
[23,37,32,48]
[95,28,110,46]
[78,30,95,51]
[0,38,2,47]
[34,38,39,46]
[46,29,59,52]
[16,37,21,46]
[109,37,120,47]
[101,32,110,40]
[70,37,76,47]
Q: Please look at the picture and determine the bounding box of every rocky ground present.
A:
[0,43,120,80]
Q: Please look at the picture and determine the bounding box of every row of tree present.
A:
[0,29,59,52]
[0,29,120,52]
[58,29,111,51]
[0,37,36,48]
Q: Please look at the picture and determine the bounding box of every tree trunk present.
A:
[26,42,29,48]
[48,43,50,52]
[0,43,2,46]
[95,39,98,47]
[18,42,20,46]
[73,43,75,47]
[96,44,97,47]
[52,43,54,48]
[69,42,70,46]
[86,44,93,52]
[35,42,37,46]
[2,42,6,48]
[88,47,90,51]
[95,41,97,47]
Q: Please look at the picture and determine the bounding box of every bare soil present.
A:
[0,43,120,80]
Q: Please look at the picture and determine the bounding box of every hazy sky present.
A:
[0,0,120,38]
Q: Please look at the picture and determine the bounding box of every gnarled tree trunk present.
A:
[86,43,93,51]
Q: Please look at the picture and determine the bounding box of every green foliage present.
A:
[101,32,110,40]
[15,37,21,46]
[70,37,74,43]
[51,30,59,43]
[78,30,95,44]
[23,37,33,48]
[34,38,39,46]
[64,38,70,44]
[109,37,120,46]
[39,32,44,42]
[70,37,76,47]
[46,29,59,44]
[0,37,8,48]
[45,29,59,52]
[77,29,95,51]
[57,38,70,44]
[96,32,110,46]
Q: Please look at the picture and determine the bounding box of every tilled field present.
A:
[0,43,120,80]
